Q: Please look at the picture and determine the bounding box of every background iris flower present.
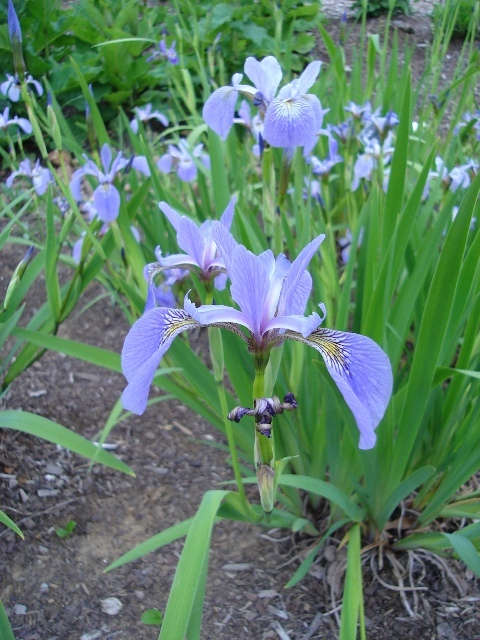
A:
[144,196,236,307]
[70,143,150,222]
[202,55,326,148]
[122,225,392,449]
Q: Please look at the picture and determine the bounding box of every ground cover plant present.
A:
[1,0,479,637]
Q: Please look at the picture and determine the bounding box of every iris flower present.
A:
[122,226,392,449]
[202,56,325,148]
[144,195,236,308]
[1,73,43,102]
[70,143,150,222]
[157,139,210,183]
[130,103,168,134]
[6,158,52,195]
[0,106,32,134]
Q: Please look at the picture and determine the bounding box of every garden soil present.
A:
[1,9,480,640]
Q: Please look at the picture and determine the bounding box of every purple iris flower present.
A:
[309,136,343,178]
[157,139,210,183]
[351,132,394,192]
[0,73,43,102]
[344,101,372,121]
[202,56,325,148]
[327,120,355,144]
[147,38,178,64]
[122,225,393,449]
[0,106,31,134]
[70,143,150,223]
[144,196,236,306]
[130,103,169,134]
[6,158,52,195]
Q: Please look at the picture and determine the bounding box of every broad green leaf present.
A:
[443,533,480,578]
[159,490,229,640]
[339,524,365,640]
[0,411,134,476]
[376,466,436,532]
[279,475,365,522]
[0,598,15,640]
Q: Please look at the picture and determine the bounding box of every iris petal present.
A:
[264,96,319,148]
[286,328,393,449]
[93,183,120,222]
[202,86,238,140]
[121,307,201,414]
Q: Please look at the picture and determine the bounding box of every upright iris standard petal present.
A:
[286,328,393,449]
[243,56,283,102]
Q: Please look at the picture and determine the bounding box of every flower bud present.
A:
[8,0,25,78]
[3,246,34,311]
[257,463,275,515]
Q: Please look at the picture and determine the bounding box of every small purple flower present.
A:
[344,101,372,121]
[309,136,343,178]
[157,139,210,183]
[130,103,169,134]
[203,56,325,148]
[328,120,355,144]
[351,133,394,192]
[70,143,150,222]
[144,196,237,305]
[0,73,43,102]
[6,158,52,195]
[0,106,31,134]
[147,38,178,64]
[122,226,393,449]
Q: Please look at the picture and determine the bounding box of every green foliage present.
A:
[352,0,411,17]
[141,608,164,627]
[433,0,479,38]
[55,519,77,538]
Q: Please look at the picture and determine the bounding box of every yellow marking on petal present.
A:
[285,328,351,375]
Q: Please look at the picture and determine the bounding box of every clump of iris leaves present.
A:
[1,0,480,639]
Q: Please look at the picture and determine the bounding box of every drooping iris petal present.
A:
[121,307,201,414]
[202,86,239,140]
[177,159,197,182]
[94,183,121,222]
[263,96,319,148]
[219,195,236,230]
[288,328,393,449]
[157,154,173,173]
[131,156,151,176]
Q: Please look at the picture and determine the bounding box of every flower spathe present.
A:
[122,227,393,449]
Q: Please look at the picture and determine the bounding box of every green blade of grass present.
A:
[0,411,134,476]
[0,509,24,539]
[104,518,194,572]
[159,490,229,640]
[390,172,480,487]
[0,599,15,640]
